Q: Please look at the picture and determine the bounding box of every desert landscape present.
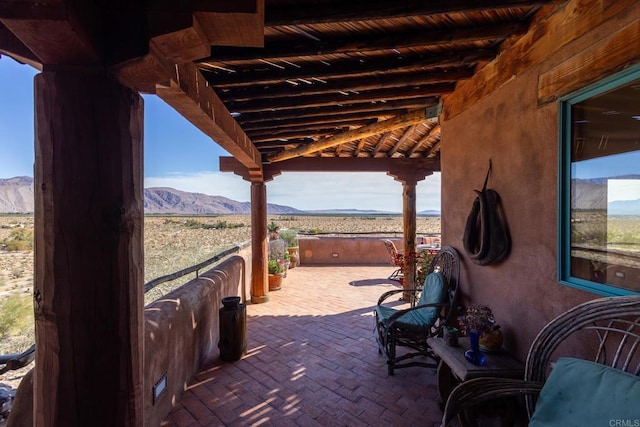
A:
[0,213,441,389]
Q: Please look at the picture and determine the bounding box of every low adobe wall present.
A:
[143,254,247,427]
[7,253,250,427]
[298,236,398,265]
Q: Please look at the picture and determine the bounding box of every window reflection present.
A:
[568,78,640,293]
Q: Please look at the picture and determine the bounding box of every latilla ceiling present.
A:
[197,1,560,165]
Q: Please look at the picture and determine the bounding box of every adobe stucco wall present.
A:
[143,255,247,427]
[440,2,640,361]
[298,236,398,265]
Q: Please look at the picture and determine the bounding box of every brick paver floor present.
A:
[163,265,443,426]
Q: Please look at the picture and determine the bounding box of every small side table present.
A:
[426,336,525,403]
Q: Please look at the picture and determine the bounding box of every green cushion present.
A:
[530,357,640,426]
[375,272,445,331]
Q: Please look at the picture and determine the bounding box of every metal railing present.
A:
[144,240,251,293]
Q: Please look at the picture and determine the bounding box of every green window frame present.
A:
[558,65,640,296]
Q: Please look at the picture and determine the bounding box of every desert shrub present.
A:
[181,219,244,230]
[2,228,33,251]
[0,294,34,338]
[214,220,244,229]
[279,229,298,247]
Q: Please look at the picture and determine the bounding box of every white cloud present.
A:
[608,179,640,202]
[144,171,441,212]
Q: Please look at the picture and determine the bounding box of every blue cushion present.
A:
[375,272,445,331]
[530,357,640,426]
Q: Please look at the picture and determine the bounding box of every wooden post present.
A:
[33,70,144,426]
[402,179,417,300]
[250,182,269,303]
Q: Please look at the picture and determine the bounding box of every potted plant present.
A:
[279,229,299,268]
[267,221,281,241]
[268,258,285,291]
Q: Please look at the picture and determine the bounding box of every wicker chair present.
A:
[382,239,404,280]
[375,246,460,375]
[442,295,640,426]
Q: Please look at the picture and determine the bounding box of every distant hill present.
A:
[573,176,640,215]
[0,177,302,214]
[0,176,34,213]
[305,208,397,215]
[144,187,302,214]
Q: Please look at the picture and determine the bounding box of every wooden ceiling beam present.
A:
[407,125,441,157]
[267,109,429,162]
[373,132,394,157]
[0,1,101,65]
[236,98,438,123]
[264,0,559,26]
[228,84,454,113]
[246,119,379,136]
[207,22,526,62]
[201,49,495,88]
[0,22,41,68]
[251,128,342,143]
[220,155,440,181]
[221,69,473,102]
[156,62,262,170]
[387,125,417,157]
[242,110,403,131]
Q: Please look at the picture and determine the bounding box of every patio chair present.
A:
[442,295,640,426]
[382,239,404,280]
[375,246,460,375]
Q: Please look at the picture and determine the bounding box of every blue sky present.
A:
[0,55,441,212]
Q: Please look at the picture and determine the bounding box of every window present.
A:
[559,66,640,296]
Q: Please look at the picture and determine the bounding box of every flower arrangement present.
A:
[461,304,495,335]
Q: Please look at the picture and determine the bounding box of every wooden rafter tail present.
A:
[266,109,430,163]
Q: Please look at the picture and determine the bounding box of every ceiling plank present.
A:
[264,0,559,26]
[221,69,473,102]
[267,109,429,162]
[207,22,526,62]
[228,84,454,113]
[156,62,261,170]
[201,48,495,88]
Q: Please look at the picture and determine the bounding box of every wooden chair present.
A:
[382,239,404,280]
[442,295,640,426]
[375,246,460,375]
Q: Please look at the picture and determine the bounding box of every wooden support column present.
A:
[33,70,144,426]
[402,179,417,300]
[250,182,269,304]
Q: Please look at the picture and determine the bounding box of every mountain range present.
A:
[0,177,302,214]
[1,176,441,215]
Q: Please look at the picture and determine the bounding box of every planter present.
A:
[268,273,284,291]
[287,247,299,268]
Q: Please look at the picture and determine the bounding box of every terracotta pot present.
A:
[268,273,283,291]
[287,247,299,268]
